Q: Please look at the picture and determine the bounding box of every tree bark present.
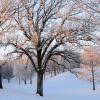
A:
[36,72,43,96]
[0,66,3,89]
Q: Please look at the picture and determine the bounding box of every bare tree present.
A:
[78,46,100,90]
[4,0,99,96]
[0,0,16,89]
[2,62,14,83]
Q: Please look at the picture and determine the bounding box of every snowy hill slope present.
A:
[0,72,100,100]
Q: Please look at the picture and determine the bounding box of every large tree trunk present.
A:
[36,72,43,96]
[36,47,44,96]
[0,66,3,89]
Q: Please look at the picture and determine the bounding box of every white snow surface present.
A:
[0,72,100,100]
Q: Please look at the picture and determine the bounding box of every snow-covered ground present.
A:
[0,73,100,100]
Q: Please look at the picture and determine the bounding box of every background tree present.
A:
[0,65,2,89]
[12,55,34,85]
[0,0,16,89]
[45,50,80,78]
[0,59,6,89]
[2,62,14,83]
[77,46,100,90]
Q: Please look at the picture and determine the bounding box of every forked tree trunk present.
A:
[36,72,43,96]
[0,66,3,89]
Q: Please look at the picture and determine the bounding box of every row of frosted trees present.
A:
[1,46,100,92]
